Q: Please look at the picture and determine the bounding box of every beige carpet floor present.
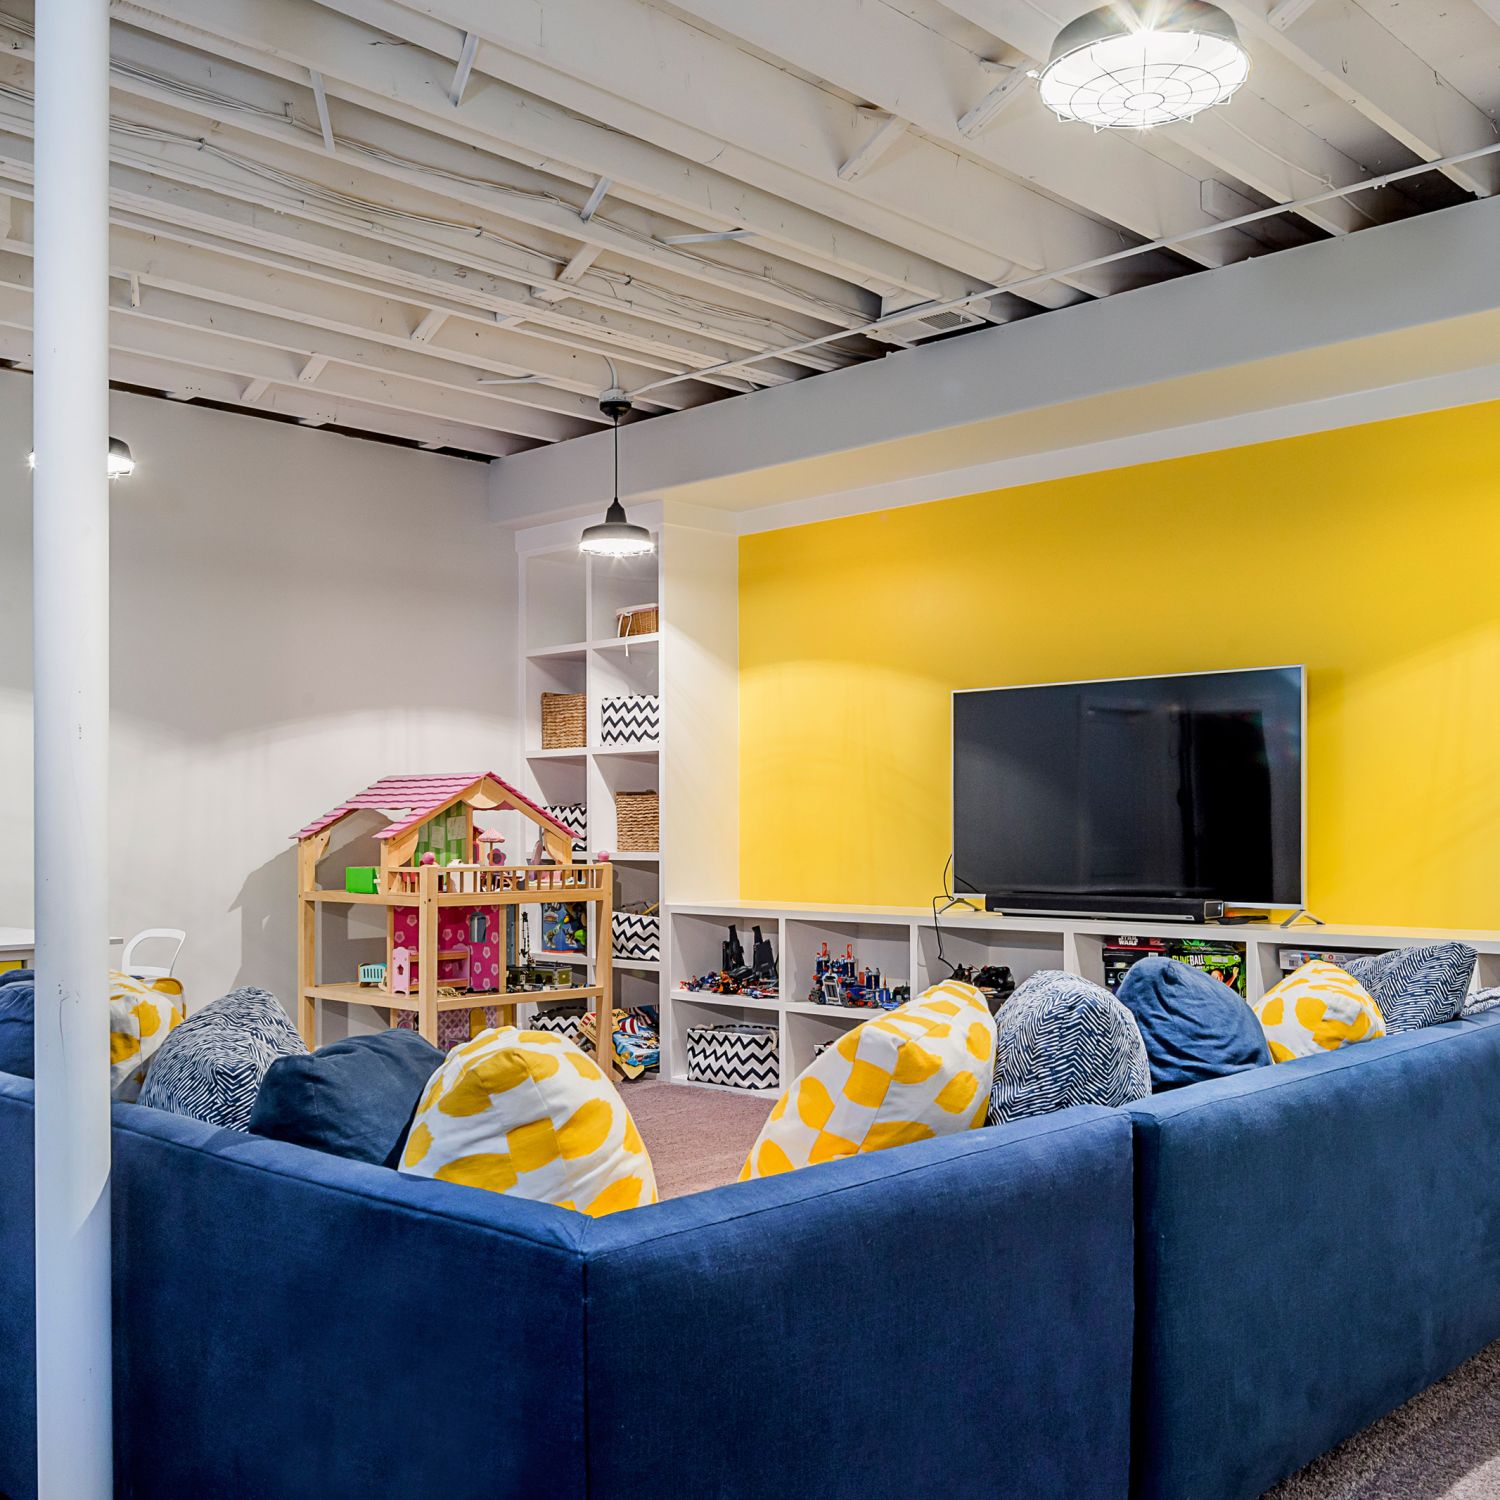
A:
[625,1076,1500,1497]
[1263,1340,1500,1499]
[621,1074,775,1199]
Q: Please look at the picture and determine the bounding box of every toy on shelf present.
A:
[949,963,1017,1013]
[685,923,779,999]
[293,772,618,1075]
[808,942,909,1010]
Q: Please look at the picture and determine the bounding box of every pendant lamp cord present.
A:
[614,406,620,503]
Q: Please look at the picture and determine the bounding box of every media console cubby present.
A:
[664,904,1500,1093]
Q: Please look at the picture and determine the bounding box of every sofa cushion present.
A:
[399,1027,657,1216]
[988,971,1151,1125]
[0,968,32,988]
[0,980,32,1077]
[139,986,306,1129]
[1340,942,1475,1033]
[249,1028,444,1168]
[1252,960,1385,1062]
[741,981,995,1180]
[109,971,185,1101]
[1117,957,1270,1092]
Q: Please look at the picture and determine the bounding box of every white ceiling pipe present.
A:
[31,0,114,1492]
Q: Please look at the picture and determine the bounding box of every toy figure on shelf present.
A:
[950,963,1017,1013]
[685,922,780,999]
[808,942,909,1010]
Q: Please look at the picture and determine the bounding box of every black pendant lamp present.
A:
[579,391,654,558]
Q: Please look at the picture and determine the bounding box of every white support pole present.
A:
[32,0,113,1495]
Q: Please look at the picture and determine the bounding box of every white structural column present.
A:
[32,0,114,1495]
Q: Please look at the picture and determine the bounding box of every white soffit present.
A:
[488,193,1500,532]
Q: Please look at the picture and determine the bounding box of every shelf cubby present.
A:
[524,550,587,651]
[913,923,1064,992]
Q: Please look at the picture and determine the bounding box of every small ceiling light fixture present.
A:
[1039,0,1249,130]
[26,436,137,478]
[579,391,654,559]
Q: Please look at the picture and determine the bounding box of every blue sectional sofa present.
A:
[1127,1011,1500,1500]
[0,1076,1135,1500]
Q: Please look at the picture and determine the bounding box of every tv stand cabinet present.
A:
[663,904,1500,1092]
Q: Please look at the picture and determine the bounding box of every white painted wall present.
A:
[0,368,519,1012]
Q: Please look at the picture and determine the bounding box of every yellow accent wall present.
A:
[739,401,1500,928]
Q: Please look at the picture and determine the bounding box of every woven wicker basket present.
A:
[540,691,586,749]
[615,790,660,852]
[616,603,659,638]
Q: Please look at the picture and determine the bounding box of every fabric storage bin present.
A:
[615,791,659,852]
[543,803,587,859]
[541,692,586,749]
[685,1023,779,1091]
[612,912,660,964]
[527,1005,585,1047]
[616,603,659,637]
[600,695,661,746]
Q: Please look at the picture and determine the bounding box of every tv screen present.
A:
[953,667,1304,909]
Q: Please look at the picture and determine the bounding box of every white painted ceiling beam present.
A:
[300,0,1181,304]
[1219,0,1500,199]
[0,114,827,393]
[657,0,1266,270]
[110,0,1002,313]
[487,193,1500,518]
[0,279,581,439]
[0,322,522,454]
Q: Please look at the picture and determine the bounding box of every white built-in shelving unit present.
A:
[665,903,1500,1092]
[515,502,739,1023]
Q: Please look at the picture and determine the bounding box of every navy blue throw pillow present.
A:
[248,1028,444,1168]
[0,980,34,1078]
[1117,957,1269,1092]
[0,968,34,988]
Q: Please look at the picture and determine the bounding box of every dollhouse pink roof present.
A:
[293,773,574,844]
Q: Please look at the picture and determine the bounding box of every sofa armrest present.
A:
[580,1106,1135,1500]
[1126,1015,1500,1500]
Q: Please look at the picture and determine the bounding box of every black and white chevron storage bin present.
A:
[599,694,661,746]
[528,1005,585,1046]
[612,912,660,964]
[685,1023,779,1091]
[542,802,587,858]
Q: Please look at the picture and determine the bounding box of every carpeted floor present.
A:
[625,1076,1500,1497]
[622,1074,774,1199]
[1263,1339,1500,1499]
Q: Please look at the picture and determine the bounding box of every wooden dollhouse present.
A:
[294,773,618,1076]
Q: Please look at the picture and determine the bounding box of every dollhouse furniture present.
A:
[294,773,617,1076]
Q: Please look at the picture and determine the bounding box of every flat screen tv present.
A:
[953,666,1304,917]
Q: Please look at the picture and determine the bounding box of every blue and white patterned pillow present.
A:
[987,970,1151,1126]
[1339,943,1475,1034]
[1465,988,1500,1019]
[138,987,306,1130]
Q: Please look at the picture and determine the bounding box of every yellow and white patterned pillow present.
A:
[398,1027,657,1218]
[1253,960,1385,1063]
[741,980,996,1181]
[109,971,185,1101]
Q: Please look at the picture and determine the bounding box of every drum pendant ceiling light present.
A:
[579,391,654,558]
[1039,0,1249,130]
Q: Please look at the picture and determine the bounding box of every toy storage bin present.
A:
[599,694,661,746]
[615,790,659,852]
[529,1004,586,1047]
[612,912,660,964]
[543,802,587,858]
[541,691,586,749]
[685,1023,779,1091]
[616,603,659,637]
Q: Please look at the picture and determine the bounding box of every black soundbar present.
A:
[983,893,1226,923]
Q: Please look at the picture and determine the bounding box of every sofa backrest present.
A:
[0,1077,1137,1500]
[1126,1013,1500,1500]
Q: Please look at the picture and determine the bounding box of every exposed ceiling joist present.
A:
[1220,0,1500,199]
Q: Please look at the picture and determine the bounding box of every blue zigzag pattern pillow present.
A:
[987,970,1151,1126]
[1339,942,1475,1034]
[139,986,306,1130]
